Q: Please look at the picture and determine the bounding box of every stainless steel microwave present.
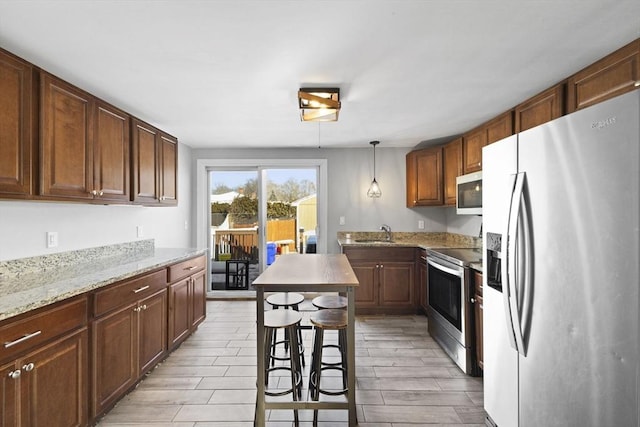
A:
[456,171,482,215]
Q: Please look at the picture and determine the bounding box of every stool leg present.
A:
[264,327,274,386]
[287,324,300,423]
[339,328,348,390]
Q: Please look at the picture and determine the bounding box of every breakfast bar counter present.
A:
[253,253,359,426]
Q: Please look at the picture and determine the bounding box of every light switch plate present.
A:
[339,216,346,225]
[137,225,144,238]
[418,220,425,229]
[46,231,58,248]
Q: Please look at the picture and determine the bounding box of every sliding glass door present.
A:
[207,165,320,291]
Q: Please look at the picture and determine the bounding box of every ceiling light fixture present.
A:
[298,88,340,122]
[367,140,382,198]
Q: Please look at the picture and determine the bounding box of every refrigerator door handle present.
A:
[502,174,519,352]
[507,172,527,356]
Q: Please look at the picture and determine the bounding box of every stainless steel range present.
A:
[425,247,481,375]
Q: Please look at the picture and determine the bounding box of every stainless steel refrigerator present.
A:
[482,90,639,427]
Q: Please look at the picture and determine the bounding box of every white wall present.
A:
[0,143,194,261]
[192,146,477,254]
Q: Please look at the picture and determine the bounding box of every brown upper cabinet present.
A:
[567,39,640,113]
[40,72,131,203]
[406,146,443,207]
[462,110,513,174]
[40,72,95,200]
[515,84,565,133]
[132,118,178,206]
[443,138,463,206]
[0,48,37,198]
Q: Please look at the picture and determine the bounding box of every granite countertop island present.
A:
[0,239,207,322]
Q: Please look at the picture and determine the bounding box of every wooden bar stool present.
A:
[308,309,348,425]
[266,292,306,367]
[311,295,348,310]
[262,309,303,424]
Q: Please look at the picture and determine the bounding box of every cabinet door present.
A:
[567,39,639,113]
[406,146,443,207]
[21,328,88,427]
[0,49,35,198]
[443,138,462,206]
[138,289,167,375]
[462,128,485,174]
[379,261,415,309]
[418,256,428,313]
[92,303,137,417]
[159,133,178,205]
[485,111,513,145]
[168,277,191,349]
[94,101,130,202]
[40,73,94,199]
[0,360,19,426]
[515,85,564,132]
[131,119,159,204]
[350,261,378,309]
[475,294,483,370]
[191,270,207,329]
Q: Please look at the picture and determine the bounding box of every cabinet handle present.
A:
[133,285,150,294]
[4,330,42,348]
[184,266,198,271]
[8,370,21,379]
[22,363,35,372]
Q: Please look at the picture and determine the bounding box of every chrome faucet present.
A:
[380,224,392,241]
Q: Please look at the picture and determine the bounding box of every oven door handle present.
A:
[427,258,463,278]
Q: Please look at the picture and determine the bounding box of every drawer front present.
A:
[343,246,415,262]
[93,269,167,317]
[168,255,206,283]
[474,270,483,296]
[0,296,87,363]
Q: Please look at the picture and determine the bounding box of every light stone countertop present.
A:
[0,241,207,322]
[337,231,480,250]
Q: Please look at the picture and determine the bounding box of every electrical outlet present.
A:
[136,225,144,238]
[339,216,346,225]
[46,231,58,248]
[184,220,189,230]
[418,220,425,230]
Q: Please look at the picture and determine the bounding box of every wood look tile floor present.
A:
[97,299,485,426]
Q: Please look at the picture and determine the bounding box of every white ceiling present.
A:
[0,1,638,149]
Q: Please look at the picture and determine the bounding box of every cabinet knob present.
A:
[141,304,147,311]
[22,363,35,372]
[133,307,141,313]
[470,297,476,303]
[8,370,21,379]
[91,190,98,196]
[98,190,104,197]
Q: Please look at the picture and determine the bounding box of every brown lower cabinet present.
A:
[0,297,89,427]
[343,246,416,314]
[168,256,207,349]
[472,270,483,371]
[417,249,428,313]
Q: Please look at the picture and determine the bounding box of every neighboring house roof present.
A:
[211,191,240,204]
[291,193,316,206]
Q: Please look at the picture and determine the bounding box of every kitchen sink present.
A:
[354,239,395,243]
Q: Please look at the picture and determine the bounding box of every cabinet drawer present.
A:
[474,270,483,296]
[0,296,87,363]
[93,269,167,317]
[168,255,206,283]
[343,247,415,262]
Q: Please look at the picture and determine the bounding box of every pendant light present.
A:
[367,140,382,198]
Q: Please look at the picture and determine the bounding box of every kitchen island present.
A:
[253,253,359,426]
